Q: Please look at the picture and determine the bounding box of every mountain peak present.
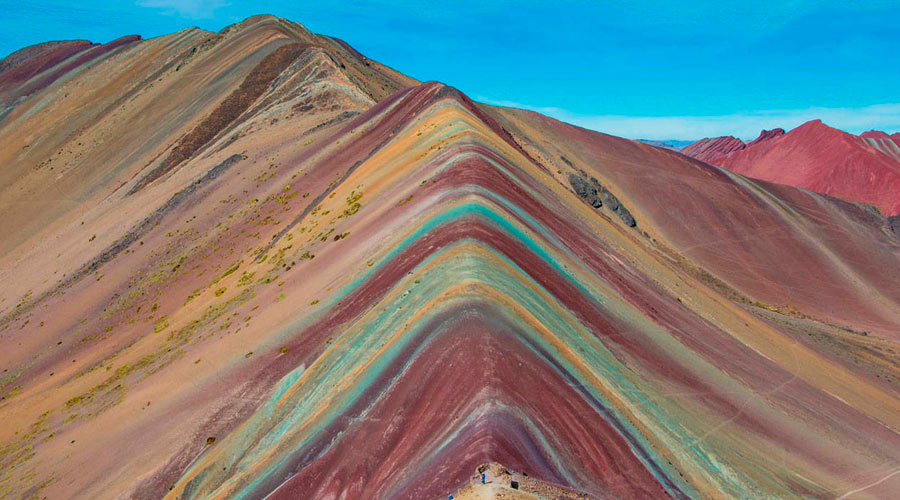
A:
[793,118,841,135]
[860,129,891,140]
[748,127,784,146]
[217,13,312,40]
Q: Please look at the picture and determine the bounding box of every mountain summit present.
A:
[2,15,900,500]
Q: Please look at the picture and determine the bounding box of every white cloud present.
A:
[136,0,228,19]
[476,98,900,141]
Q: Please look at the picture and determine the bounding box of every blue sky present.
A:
[1,1,898,140]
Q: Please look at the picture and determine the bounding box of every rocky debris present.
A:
[568,173,636,228]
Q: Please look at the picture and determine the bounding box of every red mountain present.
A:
[684,120,900,215]
[679,135,744,163]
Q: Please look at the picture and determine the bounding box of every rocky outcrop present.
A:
[592,177,636,227]
[568,173,600,206]
[568,172,636,227]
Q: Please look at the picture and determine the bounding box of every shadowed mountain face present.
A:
[1,15,899,500]
[683,121,900,216]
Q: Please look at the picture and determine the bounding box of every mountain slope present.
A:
[1,16,899,500]
[684,120,900,215]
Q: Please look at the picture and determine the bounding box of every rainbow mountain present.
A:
[1,15,900,500]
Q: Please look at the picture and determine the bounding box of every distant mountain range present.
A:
[635,138,694,151]
[682,120,900,216]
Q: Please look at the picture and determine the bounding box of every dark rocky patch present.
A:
[614,205,637,227]
[568,172,636,228]
[568,174,593,199]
